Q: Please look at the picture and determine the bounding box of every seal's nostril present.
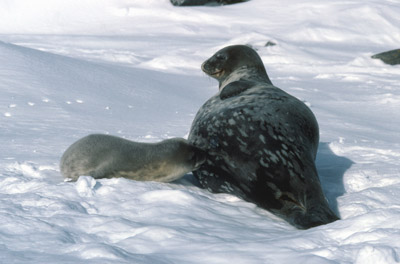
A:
[201,61,207,72]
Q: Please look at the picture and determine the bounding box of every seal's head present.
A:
[201,45,272,89]
[168,138,206,171]
[186,145,206,171]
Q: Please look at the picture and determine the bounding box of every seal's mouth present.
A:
[209,69,224,78]
[201,61,224,78]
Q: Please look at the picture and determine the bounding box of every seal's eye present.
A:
[215,53,226,60]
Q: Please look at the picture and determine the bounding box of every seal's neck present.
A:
[219,66,272,91]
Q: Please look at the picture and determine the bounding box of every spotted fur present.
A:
[189,45,338,229]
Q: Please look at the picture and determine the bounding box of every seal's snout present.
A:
[201,60,211,74]
[201,61,206,72]
[192,147,206,170]
[202,60,224,79]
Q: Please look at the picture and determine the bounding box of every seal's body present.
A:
[188,45,338,229]
[60,134,206,182]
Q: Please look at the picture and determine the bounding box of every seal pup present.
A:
[60,134,206,182]
[188,45,339,229]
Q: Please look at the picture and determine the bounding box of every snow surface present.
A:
[1,0,400,263]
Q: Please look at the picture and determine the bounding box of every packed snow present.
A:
[1,0,400,263]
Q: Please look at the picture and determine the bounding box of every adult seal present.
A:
[188,45,339,229]
[60,134,206,182]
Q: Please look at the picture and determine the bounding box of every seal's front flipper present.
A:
[219,80,255,100]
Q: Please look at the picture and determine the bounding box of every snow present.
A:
[1,0,400,263]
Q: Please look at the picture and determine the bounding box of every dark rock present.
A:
[170,0,247,6]
[170,0,209,6]
[371,49,400,65]
[265,41,276,47]
[219,0,247,4]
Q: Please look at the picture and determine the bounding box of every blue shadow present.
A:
[316,142,354,216]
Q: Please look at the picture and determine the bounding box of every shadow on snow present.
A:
[316,142,353,217]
